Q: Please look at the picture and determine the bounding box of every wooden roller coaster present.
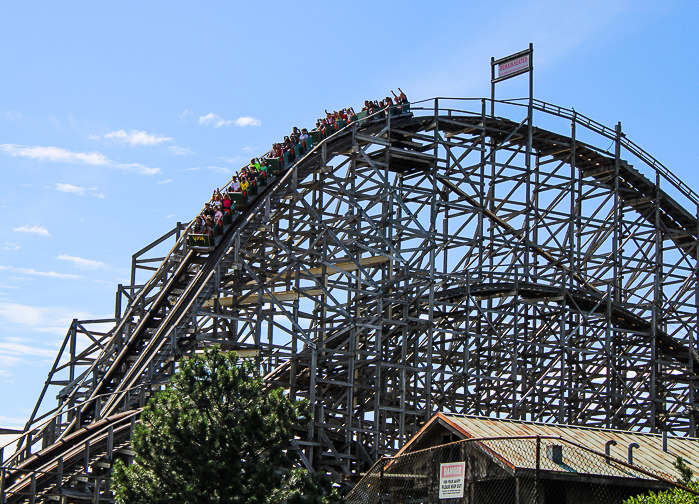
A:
[2,97,699,502]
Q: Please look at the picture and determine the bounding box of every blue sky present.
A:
[1,0,698,445]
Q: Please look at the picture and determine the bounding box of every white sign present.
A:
[439,461,465,499]
[498,54,530,79]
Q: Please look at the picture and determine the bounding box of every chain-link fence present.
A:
[345,435,699,504]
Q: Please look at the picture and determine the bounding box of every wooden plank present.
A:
[280,255,390,279]
[205,289,324,307]
[205,257,390,308]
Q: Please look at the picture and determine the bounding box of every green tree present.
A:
[112,347,338,504]
[677,456,695,486]
[624,457,699,504]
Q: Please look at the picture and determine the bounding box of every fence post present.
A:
[534,434,541,504]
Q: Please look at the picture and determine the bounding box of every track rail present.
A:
[4,98,699,501]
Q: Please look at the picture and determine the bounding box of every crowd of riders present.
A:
[311,88,409,140]
[191,89,408,238]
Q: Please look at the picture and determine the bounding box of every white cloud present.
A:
[94,193,105,199]
[157,179,173,185]
[199,113,232,128]
[179,109,191,122]
[0,265,80,279]
[242,146,257,153]
[88,134,100,140]
[165,214,174,219]
[14,226,50,237]
[235,117,261,127]
[0,414,27,429]
[104,129,172,146]
[118,162,159,175]
[0,303,96,373]
[221,156,241,164]
[2,144,108,165]
[0,144,160,175]
[57,254,108,270]
[3,244,20,251]
[168,146,193,156]
[55,183,103,197]
[0,283,20,290]
[0,341,57,359]
[183,166,231,174]
[199,114,259,128]
[56,183,86,194]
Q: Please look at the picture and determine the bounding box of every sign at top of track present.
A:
[499,54,530,79]
[492,47,532,83]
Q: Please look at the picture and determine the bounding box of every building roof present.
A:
[398,413,699,483]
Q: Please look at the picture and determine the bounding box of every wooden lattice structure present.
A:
[2,97,699,502]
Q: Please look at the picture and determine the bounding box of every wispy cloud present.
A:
[3,244,20,251]
[408,0,632,98]
[104,129,172,146]
[199,113,232,128]
[242,146,257,153]
[157,179,173,185]
[49,114,67,133]
[0,303,94,347]
[3,145,108,165]
[56,183,86,194]
[221,156,241,164]
[183,166,231,174]
[165,214,174,219]
[168,146,193,156]
[0,341,58,359]
[0,144,160,175]
[55,183,104,198]
[14,226,50,237]
[199,113,261,128]
[88,134,100,140]
[0,265,80,279]
[235,117,261,127]
[179,109,191,123]
[0,414,23,426]
[57,254,108,270]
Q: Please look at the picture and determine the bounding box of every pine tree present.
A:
[112,346,338,504]
[624,457,699,504]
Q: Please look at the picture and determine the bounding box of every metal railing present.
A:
[409,96,699,208]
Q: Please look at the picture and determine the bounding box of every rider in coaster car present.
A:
[204,215,214,236]
[192,215,206,234]
[203,202,215,220]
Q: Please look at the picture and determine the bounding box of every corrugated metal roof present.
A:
[418,414,699,482]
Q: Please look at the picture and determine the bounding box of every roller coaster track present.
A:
[3,98,699,502]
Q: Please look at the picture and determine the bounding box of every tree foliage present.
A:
[624,457,699,504]
[113,347,338,504]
